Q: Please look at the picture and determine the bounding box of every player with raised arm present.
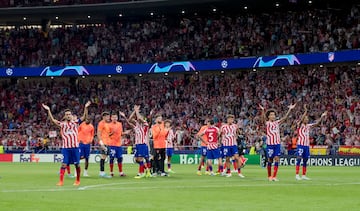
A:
[78,117,94,177]
[120,105,152,178]
[196,118,210,175]
[42,101,91,186]
[220,114,245,178]
[199,120,222,176]
[259,103,296,181]
[296,105,327,180]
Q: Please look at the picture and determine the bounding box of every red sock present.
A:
[110,163,114,173]
[197,164,202,171]
[140,165,145,174]
[118,163,123,172]
[66,166,71,174]
[206,165,209,171]
[302,166,307,175]
[296,165,300,174]
[233,161,237,170]
[267,164,272,177]
[59,167,65,182]
[75,166,81,181]
[219,165,224,173]
[273,166,279,178]
[238,168,241,174]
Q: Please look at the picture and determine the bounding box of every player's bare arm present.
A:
[127,109,137,123]
[313,111,327,127]
[279,103,296,124]
[298,104,308,128]
[42,104,60,127]
[119,111,136,128]
[259,104,266,123]
[147,108,156,127]
[134,105,146,124]
[79,101,91,122]
[198,133,208,145]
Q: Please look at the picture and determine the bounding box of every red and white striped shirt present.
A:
[266,120,281,145]
[134,122,149,145]
[220,124,238,146]
[297,123,315,146]
[60,121,79,148]
[204,126,220,150]
[166,129,175,148]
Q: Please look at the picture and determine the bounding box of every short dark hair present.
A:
[102,111,110,116]
[203,118,210,124]
[155,114,162,119]
[265,109,276,119]
[209,120,215,125]
[64,109,72,114]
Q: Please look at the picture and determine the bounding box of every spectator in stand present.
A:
[0,5,359,67]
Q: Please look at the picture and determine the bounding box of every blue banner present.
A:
[1,50,360,77]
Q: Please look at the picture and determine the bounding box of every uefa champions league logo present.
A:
[221,60,228,68]
[115,65,122,73]
[5,68,13,76]
[253,55,301,68]
[40,66,90,76]
[148,61,196,73]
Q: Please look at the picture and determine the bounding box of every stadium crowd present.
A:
[0,5,359,67]
[1,64,360,154]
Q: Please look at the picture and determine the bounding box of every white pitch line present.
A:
[2,182,360,193]
[77,181,147,190]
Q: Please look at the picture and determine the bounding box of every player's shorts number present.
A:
[110,149,116,157]
[268,149,274,157]
[298,148,304,156]
[223,148,228,155]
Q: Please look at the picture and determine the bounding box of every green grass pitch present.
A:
[0,163,359,211]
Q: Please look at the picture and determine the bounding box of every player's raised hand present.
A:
[321,111,327,117]
[119,111,126,117]
[303,104,308,111]
[288,103,296,110]
[42,104,50,111]
[134,105,140,112]
[150,108,155,116]
[259,104,265,110]
[85,101,91,108]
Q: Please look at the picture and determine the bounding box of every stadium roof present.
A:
[0,0,358,26]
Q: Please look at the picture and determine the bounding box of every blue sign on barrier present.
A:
[1,50,360,77]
